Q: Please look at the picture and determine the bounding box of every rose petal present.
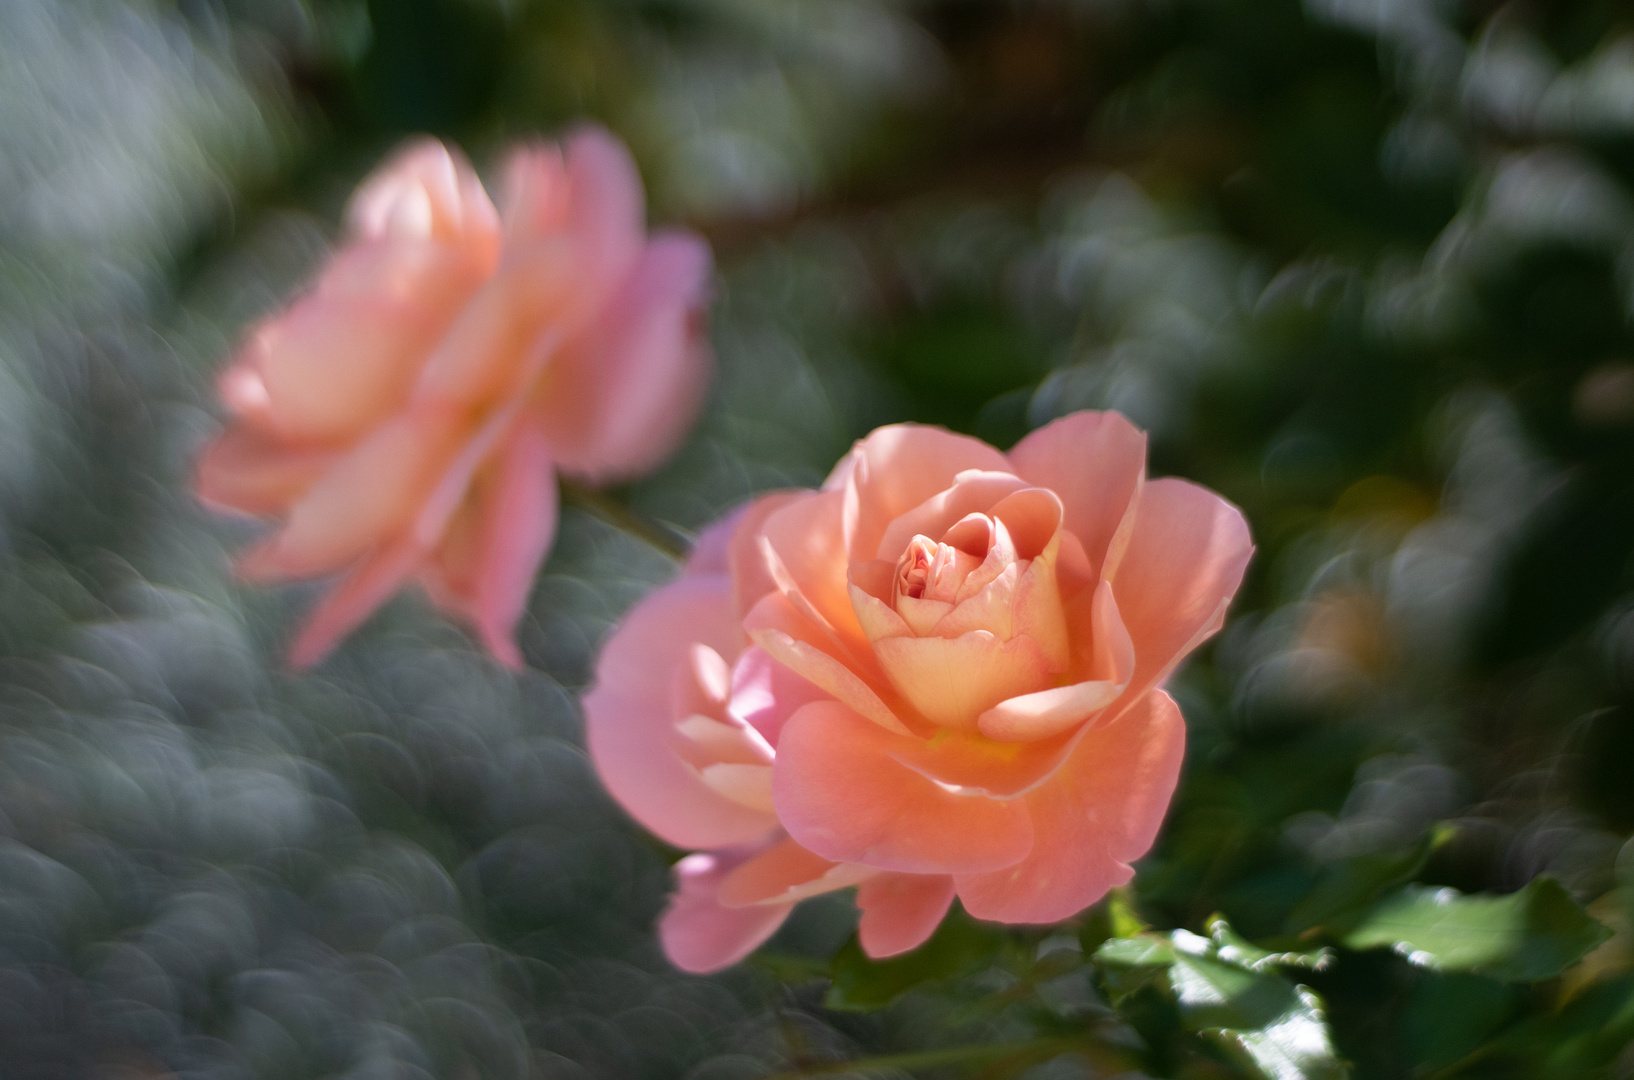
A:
[956,690,1184,923]
[498,143,569,243]
[758,488,867,648]
[727,490,807,619]
[659,852,792,974]
[774,700,1034,874]
[875,470,1031,562]
[1007,411,1146,580]
[986,488,1063,562]
[873,631,1052,731]
[749,621,913,737]
[286,535,426,669]
[195,427,332,517]
[838,425,1013,562]
[237,411,462,582]
[346,138,500,250]
[411,246,576,411]
[717,836,873,907]
[727,644,832,748]
[585,576,778,851]
[1109,478,1252,712]
[699,763,778,813]
[544,232,712,483]
[856,874,957,958]
[563,125,646,302]
[461,425,558,669]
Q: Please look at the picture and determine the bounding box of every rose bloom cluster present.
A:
[196,127,710,668]
[587,414,1252,972]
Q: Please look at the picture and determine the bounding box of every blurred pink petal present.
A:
[194,127,713,666]
[659,852,793,974]
[542,233,712,483]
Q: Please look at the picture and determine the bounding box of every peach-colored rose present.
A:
[585,412,1251,973]
[196,128,711,668]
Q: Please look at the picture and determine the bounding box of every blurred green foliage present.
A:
[2,0,1634,1077]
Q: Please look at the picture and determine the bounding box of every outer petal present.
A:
[716,836,874,907]
[287,534,426,669]
[563,125,646,303]
[544,232,712,483]
[773,701,1033,874]
[757,487,866,647]
[856,874,956,958]
[1008,411,1146,580]
[194,427,331,517]
[955,690,1185,923]
[1109,478,1252,710]
[450,425,559,669]
[237,410,463,582]
[585,576,777,850]
[660,852,792,974]
[251,293,449,445]
[838,425,1013,562]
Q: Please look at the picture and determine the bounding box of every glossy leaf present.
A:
[1094,922,1350,1079]
[1341,877,1611,982]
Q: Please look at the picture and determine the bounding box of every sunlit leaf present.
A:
[1341,877,1611,982]
[1094,923,1350,1079]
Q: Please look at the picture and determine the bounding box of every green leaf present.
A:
[823,910,1003,1011]
[1208,915,1333,972]
[1094,924,1350,1079]
[1282,823,1455,935]
[1214,985,1349,1080]
[1341,877,1611,982]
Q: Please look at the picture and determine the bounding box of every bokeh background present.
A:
[3,0,1634,1077]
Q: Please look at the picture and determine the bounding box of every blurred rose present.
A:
[586,413,1251,972]
[196,128,712,668]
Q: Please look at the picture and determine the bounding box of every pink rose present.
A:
[196,128,711,668]
[585,413,1252,973]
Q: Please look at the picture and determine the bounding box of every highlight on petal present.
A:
[955,690,1185,924]
[659,852,793,974]
[728,644,832,748]
[773,700,1034,874]
[585,576,778,851]
[749,621,911,736]
[346,138,501,250]
[856,874,956,958]
[1008,410,1147,580]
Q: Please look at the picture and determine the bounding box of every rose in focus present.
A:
[195,127,711,668]
[586,413,1252,972]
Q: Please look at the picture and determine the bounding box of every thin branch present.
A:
[758,1037,1092,1080]
[558,479,690,560]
